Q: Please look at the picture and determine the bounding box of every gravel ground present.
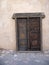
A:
[0,50,49,65]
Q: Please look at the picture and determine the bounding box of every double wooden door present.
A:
[17,17,41,51]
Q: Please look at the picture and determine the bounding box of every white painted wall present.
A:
[0,0,49,51]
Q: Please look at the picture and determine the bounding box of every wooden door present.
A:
[17,18,28,51]
[17,17,41,51]
[29,17,41,51]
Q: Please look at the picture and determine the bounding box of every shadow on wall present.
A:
[0,48,6,50]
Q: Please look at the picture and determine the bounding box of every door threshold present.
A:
[16,51,42,53]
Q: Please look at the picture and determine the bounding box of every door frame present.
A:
[12,13,45,52]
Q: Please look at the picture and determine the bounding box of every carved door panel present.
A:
[17,18,28,51]
[29,17,41,51]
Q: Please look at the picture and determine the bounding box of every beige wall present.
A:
[0,0,49,51]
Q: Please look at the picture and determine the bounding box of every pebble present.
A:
[35,60,40,63]
[4,60,9,63]
[14,54,17,57]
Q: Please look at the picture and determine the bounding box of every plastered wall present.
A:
[0,0,49,51]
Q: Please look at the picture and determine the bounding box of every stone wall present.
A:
[0,0,49,51]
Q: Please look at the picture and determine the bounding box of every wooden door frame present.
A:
[12,13,45,52]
